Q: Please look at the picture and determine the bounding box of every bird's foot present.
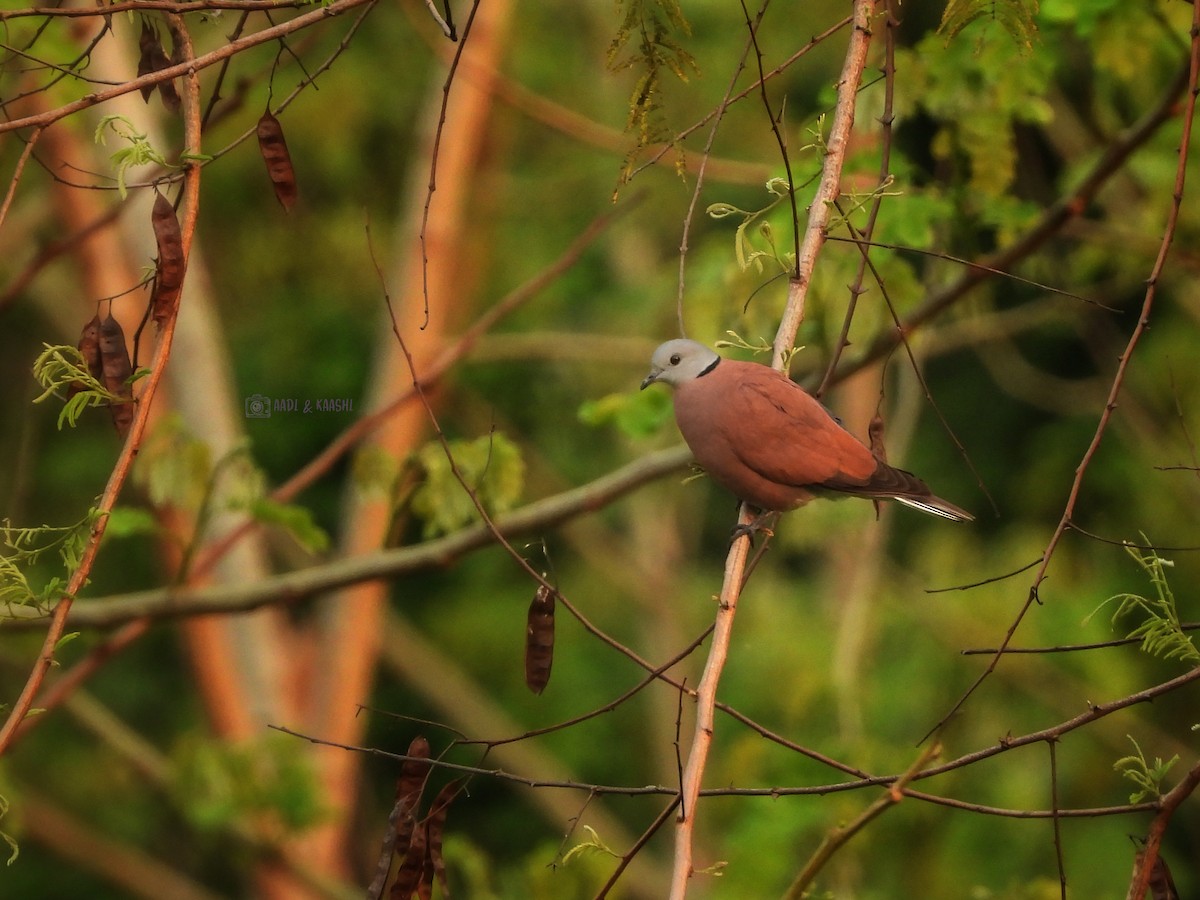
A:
[729,511,776,544]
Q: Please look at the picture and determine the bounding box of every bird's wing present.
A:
[716,366,879,489]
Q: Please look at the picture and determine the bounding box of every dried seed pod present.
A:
[158,18,183,112]
[98,313,134,437]
[136,20,170,103]
[390,819,426,900]
[68,314,104,399]
[1134,847,1179,900]
[150,191,185,328]
[425,778,464,899]
[256,110,298,212]
[524,584,556,694]
[397,736,431,808]
[393,736,431,853]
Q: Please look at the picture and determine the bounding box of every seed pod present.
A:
[256,110,298,212]
[1134,847,1179,900]
[524,584,556,694]
[136,20,170,103]
[369,736,432,899]
[158,17,183,112]
[68,314,104,399]
[98,313,134,437]
[393,736,431,855]
[150,191,184,328]
[425,778,464,899]
[390,819,426,900]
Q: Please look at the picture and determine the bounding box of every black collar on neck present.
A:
[698,357,719,378]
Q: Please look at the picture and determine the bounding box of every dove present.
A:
[640,339,973,521]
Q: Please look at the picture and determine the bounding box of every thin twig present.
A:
[924,10,1200,741]
[782,740,941,899]
[668,4,877,897]
[0,13,202,756]
[0,0,376,135]
[1126,757,1200,899]
[675,3,763,334]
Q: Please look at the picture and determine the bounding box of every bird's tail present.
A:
[893,494,974,522]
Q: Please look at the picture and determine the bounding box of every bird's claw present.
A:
[730,512,775,544]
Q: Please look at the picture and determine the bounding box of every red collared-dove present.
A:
[641,339,973,521]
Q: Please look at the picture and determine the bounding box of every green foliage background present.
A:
[1,0,1198,897]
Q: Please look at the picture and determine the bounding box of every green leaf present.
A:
[578,388,672,440]
[170,733,326,833]
[247,498,330,554]
[351,444,400,496]
[53,632,81,652]
[104,506,161,539]
[132,416,214,511]
[409,432,525,538]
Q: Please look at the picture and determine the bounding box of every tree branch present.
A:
[4,446,691,629]
[669,3,876,897]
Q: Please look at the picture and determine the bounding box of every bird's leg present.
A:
[729,508,776,544]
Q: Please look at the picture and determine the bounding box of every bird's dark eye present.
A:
[669,354,681,365]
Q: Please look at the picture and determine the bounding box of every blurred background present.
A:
[0,0,1198,897]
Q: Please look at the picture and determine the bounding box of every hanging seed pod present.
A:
[158,17,183,112]
[136,20,170,103]
[425,778,464,899]
[256,110,298,212]
[68,314,104,399]
[150,191,185,328]
[392,736,431,856]
[367,736,432,900]
[390,819,426,900]
[524,584,556,694]
[1134,847,1179,900]
[397,736,431,809]
[98,313,134,437]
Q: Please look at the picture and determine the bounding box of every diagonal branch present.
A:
[0,15,202,757]
[925,5,1200,740]
[4,446,691,629]
[669,3,877,898]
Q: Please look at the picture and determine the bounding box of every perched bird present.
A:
[641,339,973,522]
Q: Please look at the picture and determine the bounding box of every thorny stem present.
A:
[669,3,876,897]
[0,14,202,756]
[1123,27,1200,900]
[924,1,1200,742]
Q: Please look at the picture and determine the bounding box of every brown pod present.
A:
[396,736,431,809]
[256,110,298,212]
[98,313,134,437]
[158,18,182,112]
[425,778,463,899]
[136,20,169,103]
[524,584,556,694]
[151,191,185,328]
[68,314,104,399]
[390,819,426,900]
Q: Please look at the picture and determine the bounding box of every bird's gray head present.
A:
[640,339,720,390]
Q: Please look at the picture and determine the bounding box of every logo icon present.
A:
[245,394,272,418]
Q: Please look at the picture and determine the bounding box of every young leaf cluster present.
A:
[0,794,16,865]
[1112,735,1179,804]
[0,513,96,609]
[939,0,1040,48]
[31,343,126,431]
[607,0,697,182]
[1090,542,1200,666]
[93,115,169,199]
